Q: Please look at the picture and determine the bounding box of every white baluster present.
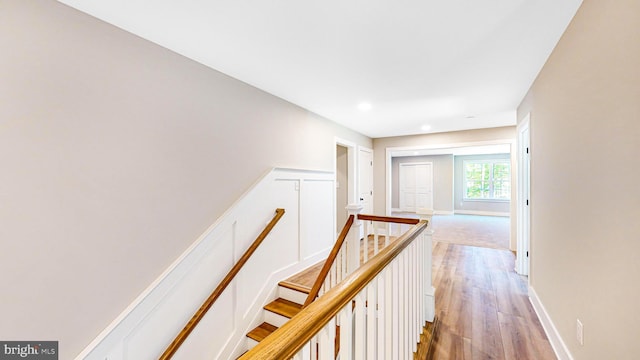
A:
[385,223,390,247]
[416,241,421,347]
[318,318,335,360]
[377,271,386,358]
[417,231,424,330]
[339,305,353,360]
[408,243,415,353]
[363,220,369,264]
[399,251,406,359]
[391,259,400,358]
[354,291,366,359]
[415,240,421,347]
[340,242,347,282]
[367,278,377,358]
[346,204,364,274]
[373,222,379,256]
[330,261,337,289]
[293,341,312,360]
[385,265,393,359]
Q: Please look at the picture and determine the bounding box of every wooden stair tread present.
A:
[280,261,324,291]
[246,322,278,342]
[264,298,303,318]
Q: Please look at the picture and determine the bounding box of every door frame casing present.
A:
[516,114,531,276]
[335,138,358,234]
[357,146,374,214]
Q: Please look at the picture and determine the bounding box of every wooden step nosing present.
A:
[278,281,311,294]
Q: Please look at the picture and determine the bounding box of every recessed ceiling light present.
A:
[357,102,372,111]
[421,125,432,131]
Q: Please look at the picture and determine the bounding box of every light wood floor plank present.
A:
[427,242,555,360]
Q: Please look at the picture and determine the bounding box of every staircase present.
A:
[243,219,438,360]
[243,262,321,353]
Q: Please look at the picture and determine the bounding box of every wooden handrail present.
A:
[303,215,355,308]
[239,219,428,360]
[160,208,286,360]
[357,214,420,225]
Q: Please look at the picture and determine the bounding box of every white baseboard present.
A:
[529,286,574,360]
[391,208,454,216]
[454,210,509,217]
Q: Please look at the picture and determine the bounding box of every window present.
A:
[463,159,511,200]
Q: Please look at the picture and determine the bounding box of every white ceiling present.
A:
[57,0,583,138]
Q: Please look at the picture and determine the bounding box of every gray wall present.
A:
[517,0,640,358]
[453,154,511,214]
[391,155,454,212]
[373,126,517,246]
[0,1,371,358]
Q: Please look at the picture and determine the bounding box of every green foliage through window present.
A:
[464,160,510,200]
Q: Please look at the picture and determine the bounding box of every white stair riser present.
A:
[278,286,308,304]
[264,311,290,328]
[246,337,259,350]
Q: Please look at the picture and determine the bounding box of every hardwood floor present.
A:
[431,215,511,250]
[282,215,553,359]
[427,242,555,360]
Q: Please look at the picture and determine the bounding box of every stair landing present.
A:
[279,234,397,292]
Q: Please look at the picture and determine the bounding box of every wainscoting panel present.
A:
[77,168,335,360]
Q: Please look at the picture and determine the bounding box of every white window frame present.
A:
[462,159,511,201]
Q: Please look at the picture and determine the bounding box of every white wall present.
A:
[517,0,640,358]
[0,1,371,358]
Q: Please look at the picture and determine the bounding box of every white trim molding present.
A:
[391,209,453,216]
[76,168,336,360]
[529,286,574,360]
[454,210,509,217]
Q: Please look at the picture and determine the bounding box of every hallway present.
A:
[426,215,554,359]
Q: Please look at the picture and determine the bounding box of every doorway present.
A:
[336,145,349,228]
[335,138,358,235]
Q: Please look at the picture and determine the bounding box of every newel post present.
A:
[417,208,436,322]
[346,204,364,274]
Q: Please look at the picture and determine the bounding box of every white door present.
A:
[399,162,433,212]
[517,117,531,275]
[358,148,373,214]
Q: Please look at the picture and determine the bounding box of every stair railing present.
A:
[160,208,285,360]
[239,218,430,359]
[303,213,419,307]
[303,214,354,307]
[357,214,420,263]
